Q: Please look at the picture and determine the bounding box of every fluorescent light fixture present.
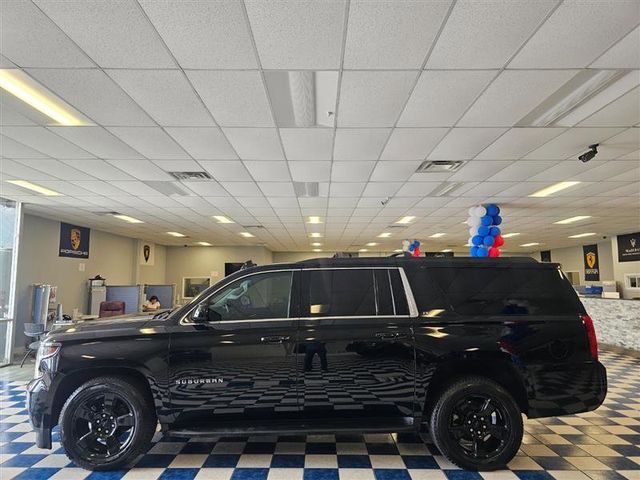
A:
[463,243,471,247]
[396,216,416,224]
[112,214,144,224]
[6,180,62,196]
[554,215,592,225]
[569,232,596,238]
[311,242,322,247]
[358,249,368,252]
[393,249,403,253]
[430,233,446,238]
[196,241,212,246]
[366,242,378,247]
[432,182,462,197]
[239,232,255,238]
[313,248,322,252]
[501,233,521,238]
[167,231,186,237]
[529,181,580,198]
[377,232,392,238]
[441,249,453,253]
[307,216,322,224]
[212,215,234,224]
[520,242,540,247]
[309,232,322,238]
[0,69,85,125]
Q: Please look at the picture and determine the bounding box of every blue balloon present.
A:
[477,247,489,257]
[478,225,489,236]
[486,204,500,216]
[472,235,483,246]
[408,244,415,252]
[470,246,479,257]
[490,226,501,237]
[484,235,495,247]
[493,215,502,225]
[481,215,493,226]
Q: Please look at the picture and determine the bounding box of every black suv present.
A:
[27,257,607,471]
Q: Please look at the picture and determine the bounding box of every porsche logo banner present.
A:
[59,222,90,258]
[583,244,599,281]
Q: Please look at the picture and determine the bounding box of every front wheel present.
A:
[59,376,156,470]
[429,376,523,471]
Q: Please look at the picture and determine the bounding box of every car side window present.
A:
[303,269,380,317]
[196,271,293,322]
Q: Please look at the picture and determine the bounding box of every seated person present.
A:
[143,295,161,311]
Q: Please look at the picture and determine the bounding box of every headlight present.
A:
[34,342,61,378]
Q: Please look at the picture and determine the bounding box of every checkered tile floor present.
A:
[1,350,639,480]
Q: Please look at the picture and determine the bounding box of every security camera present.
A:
[578,144,598,163]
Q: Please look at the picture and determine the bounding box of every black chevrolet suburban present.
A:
[27,257,607,471]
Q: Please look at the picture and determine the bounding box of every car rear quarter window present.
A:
[305,269,377,317]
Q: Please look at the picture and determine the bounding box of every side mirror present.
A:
[192,303,222,323]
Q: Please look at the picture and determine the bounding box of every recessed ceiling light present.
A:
[167,231,186,237]
[196,241,212,246]
[569,232,596,238]
[462,243,471,247]
[441,249,453,253]
[377,232,392,238]
[6,180,62,196]
[359,249,368,252]
[212,215,234,224]
[309,232,322,238]
[501,233,521,238]
[239,232,255,238]
[366,242,378,247]
[396,216,416,224]
[0,69,84,125]
[430,233,446,238]
[307,216,322,224]
[529,181,580,198]
[554,215,592,225]
[520,242,540,247]
[393,249,403,253]
[313,248,322,252]
[311,242,322,247]
[112,214,144,224]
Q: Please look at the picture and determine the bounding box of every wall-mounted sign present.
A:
[617,232,640,263]
[59,222,90,259]
[139,241,155,266]
[583,244,600,281]
[540,250,552,262]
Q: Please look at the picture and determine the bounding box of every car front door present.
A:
[168,269,300,429]
[296,267,416,425]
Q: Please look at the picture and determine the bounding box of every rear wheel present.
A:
[59,376,156,471]
[429,376,523,471]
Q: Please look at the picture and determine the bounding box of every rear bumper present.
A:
[26,377,52,449]
[527,360,607,418]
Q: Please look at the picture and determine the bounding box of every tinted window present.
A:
[305,269,376,317]
[200,271,293,321]
[374,270,394,315]
[389,269,409,315]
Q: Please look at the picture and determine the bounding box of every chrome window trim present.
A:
[398,267,419,318]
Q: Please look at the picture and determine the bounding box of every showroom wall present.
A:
[612,236,640,299]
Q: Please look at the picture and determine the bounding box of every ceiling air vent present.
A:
[294,181,319,198]
[415,160,465,173]
[168,171,213,181]
[143,181,190,196]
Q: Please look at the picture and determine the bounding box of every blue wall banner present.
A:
[59,222,90,258]
[583,244,600,281]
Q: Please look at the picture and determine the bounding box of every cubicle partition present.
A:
[144,284,175,309]
[105,285,143,314]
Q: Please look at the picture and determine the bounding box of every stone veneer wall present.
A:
[581,297,640,352]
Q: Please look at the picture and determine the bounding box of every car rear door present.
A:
[296,267,417,424]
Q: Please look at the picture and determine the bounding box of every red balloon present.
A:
[494,234,504,247]
[489,247,500,257]
[412,247,421,257]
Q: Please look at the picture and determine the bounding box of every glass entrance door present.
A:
[0,198,21,366]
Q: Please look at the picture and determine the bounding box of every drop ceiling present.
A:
[0,0,638,253]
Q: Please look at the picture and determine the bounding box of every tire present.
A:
[429,376,523,471]
[59,376,157,471]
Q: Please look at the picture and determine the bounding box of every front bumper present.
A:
[26,376,52,449]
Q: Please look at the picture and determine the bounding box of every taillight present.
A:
[581,314,598,360]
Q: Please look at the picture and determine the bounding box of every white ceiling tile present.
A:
[199,161,252,182]
[165,128,237,159]
[448,161,512,181]
[463,181,518,197]
[458,70,578,127]
[289,161,331,182]
[259,182,296,197]
[0,158,58,181]
[370,161,422,182]
[331,161,376,182]
[70,180,134,197]
[428,128,507,160]
[106,160,173,181]
[395,182,442,197]
[244,0,346,69]
[0,135,48,158]
[280,129,334,160]
[527,160,602,182]
[362,182,403,197]
[579,86,640,127]
[380,128,448,160]
[475,128,566,160]
[426,0,558,68]
[219,182,263,197]
[398,71,495,127]
[591,25,640,68]
[26,69,154,126]
[333,129,390,160]
[0,0,93,67]
[61,160,136,181]
[572,160,640,182]
[35,0,175,68]
[510,0,640,68]
[152,160,201,172]
[329,183,365,197]
[187,71,273,127]
[13,159,94,180]
[108,70,213,126]
[107,127,189,159]
[244,161,291,182]
[139,0,257,69]
[180,182,229,197]
[0,126,94,158]
[343,0,451,69]
[48,127,144,159]
[222,128,284,160]
[338,71,418,127]
[486,160,558,181]
[524,127,626,159]
[0,101,38,126]
[595,128,640,159]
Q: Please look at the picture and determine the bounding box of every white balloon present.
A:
[468,206,476,216]
[468,236,474,246]
[475,206,487,217]
[468,227,477,237]
[467,216,481,227]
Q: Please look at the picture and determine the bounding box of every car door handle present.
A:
[375,332,407,340]
[261,335,290,344]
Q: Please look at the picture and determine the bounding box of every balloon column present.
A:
[467,204,504,257]
[402,239,421,257]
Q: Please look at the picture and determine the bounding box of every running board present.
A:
[166,417,415,438]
